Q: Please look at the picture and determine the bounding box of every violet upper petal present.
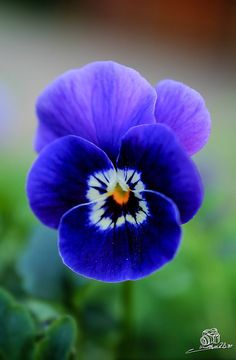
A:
[35,61,157,162]
[155,79,211,155]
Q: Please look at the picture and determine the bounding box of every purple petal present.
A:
[35,61,157,162]
[58,190,181,282]
[117,124,204,223]
[27,135,114,229]
[155,80,211,155]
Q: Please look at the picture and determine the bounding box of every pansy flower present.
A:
[27,61,211,282]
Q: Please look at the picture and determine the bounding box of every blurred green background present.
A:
[0,1,236,359]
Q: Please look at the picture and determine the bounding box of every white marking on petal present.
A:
[130,171,140,183]
[87,188,101,201]
[87,168,149,230]
[106,179,117,192]
[95,172,109,184]
[88,177,101,188]
[116,216,126,226]
[116,168,125,180]
[125,214,136,225]
[134,182,145,191]
[116,170,129,191]
[136,210,148,224]
[93,200,105,211]
[105,169,117,183]
[139,200,149,214]
[99,217,113,230]
[89,208,105,224]
[133,192,143,200]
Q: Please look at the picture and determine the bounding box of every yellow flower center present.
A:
[112,183,130,205]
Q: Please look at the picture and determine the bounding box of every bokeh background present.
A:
[0,1,236,359]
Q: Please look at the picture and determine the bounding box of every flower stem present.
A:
[117,281,134,359]
[122,281,133,337]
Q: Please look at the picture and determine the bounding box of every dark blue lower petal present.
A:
[58,190,181,282]
[117,124,204,223]
[27,135,114,229]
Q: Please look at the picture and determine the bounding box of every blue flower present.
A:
[27,61,210,282]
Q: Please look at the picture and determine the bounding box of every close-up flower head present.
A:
[26,61,211,282]
[3,3,236,359]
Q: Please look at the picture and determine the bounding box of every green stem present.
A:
[122,281,133,338]
[116,281,134,359]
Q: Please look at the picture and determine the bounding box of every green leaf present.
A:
[17,227,65,300]
[17,225,91,303]
[25,299,60,324]
[0,288,35,360]
[35,316,77,360]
